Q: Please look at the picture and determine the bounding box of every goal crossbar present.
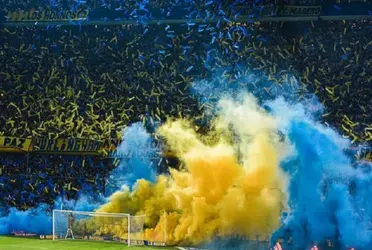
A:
[53,210,130,217]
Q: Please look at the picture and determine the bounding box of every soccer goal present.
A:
[52,210,146,246]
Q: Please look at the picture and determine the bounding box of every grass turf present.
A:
[0,236,176,250]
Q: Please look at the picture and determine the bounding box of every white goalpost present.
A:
[52,210,147,246]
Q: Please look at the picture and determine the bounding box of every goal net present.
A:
[52,210,146,246]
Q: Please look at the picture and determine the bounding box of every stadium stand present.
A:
[0,154,112,210]
[1,20,371,142]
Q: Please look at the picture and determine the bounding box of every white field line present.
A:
[176,248,207,250]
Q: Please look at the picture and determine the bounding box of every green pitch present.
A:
[0,236,176,250]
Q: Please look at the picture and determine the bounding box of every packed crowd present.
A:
[0,24,204,140]
[1,20,371,143]
[289,20,372,144]
[0,154,113,210]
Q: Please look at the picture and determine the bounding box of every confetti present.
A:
[186,66,194,72]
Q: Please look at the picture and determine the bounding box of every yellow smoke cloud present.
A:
[96,94,288,245]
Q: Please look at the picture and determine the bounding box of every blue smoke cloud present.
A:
[106,122,158,194]
[0,205,52,235]
[55,196,102,212]
[192,68,372,249]
[0,195,103,235]
[191,69,313,130]
[269,99,372,249]
[192,69,300,107]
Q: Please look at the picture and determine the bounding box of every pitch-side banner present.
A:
[0,136,31,153]
[7,9,89,22]
[39,235,166,246]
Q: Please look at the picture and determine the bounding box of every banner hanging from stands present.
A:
[101,138,122,152]
[0,136,31,153]
[7,9,89,22]
[32,138,102,154]
[278,5,322,17]
[0,136,120,155]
